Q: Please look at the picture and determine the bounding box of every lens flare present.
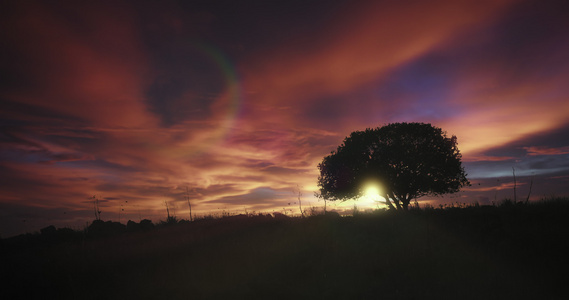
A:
[184,41,242,157]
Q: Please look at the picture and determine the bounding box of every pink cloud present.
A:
[1,2,157,129]
[463,181,523,192]
[462,155,516,162]
[523,146,569,156]
[242,0,514,106]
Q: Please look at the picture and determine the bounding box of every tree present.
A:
[317,122,470,211]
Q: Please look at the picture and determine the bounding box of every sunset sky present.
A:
[1,0,569,237]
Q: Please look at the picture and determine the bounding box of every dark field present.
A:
[2,199,569,300]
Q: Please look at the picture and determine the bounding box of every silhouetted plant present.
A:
[352,204,360,216]
[317,122,470,211]
[185,186,193,221]
[160,215,180,226]
[293,185,305,217]
[91,195,102,220]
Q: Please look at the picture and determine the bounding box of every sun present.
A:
[363,180,383,198]
[358,181,386,208]
[364,184,381,198]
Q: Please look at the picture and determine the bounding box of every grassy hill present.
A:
[2,198,569,299]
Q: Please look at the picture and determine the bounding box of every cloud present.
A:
[475,123,569,157]
[464,181,522,193]
[240,0,516,128]
[38,153,95,165]
[435,3,569,157]
[464,156,517,162]
[523,146,569,156]
[0,1,157,129]
[209,187,288,205]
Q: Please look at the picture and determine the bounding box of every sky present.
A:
[1,0,569,237]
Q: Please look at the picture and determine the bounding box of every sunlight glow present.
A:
[359,181,387,209]
[364,184,381,198]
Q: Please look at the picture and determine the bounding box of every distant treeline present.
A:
[0,212,286,249]
[2,196,567,248]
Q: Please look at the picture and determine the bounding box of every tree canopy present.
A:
[317,122,470,210]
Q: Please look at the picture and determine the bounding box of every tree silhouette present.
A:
[317,122,469,210]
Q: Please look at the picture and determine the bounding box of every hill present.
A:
[2,198,569,299]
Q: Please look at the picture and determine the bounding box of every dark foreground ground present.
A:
[2,199,569,300]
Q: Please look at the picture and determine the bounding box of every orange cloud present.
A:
[442,70,569,159]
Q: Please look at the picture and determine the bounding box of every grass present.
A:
[1,197,569,299]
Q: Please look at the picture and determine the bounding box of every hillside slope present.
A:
[2,201,568,299]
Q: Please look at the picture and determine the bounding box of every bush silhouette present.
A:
[318,122,469,210]
[126,219,155,232]
[87,220,126,237]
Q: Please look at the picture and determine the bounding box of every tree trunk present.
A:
[393,199,402,210]
[384,194,396,210]
[389,192,402,210]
